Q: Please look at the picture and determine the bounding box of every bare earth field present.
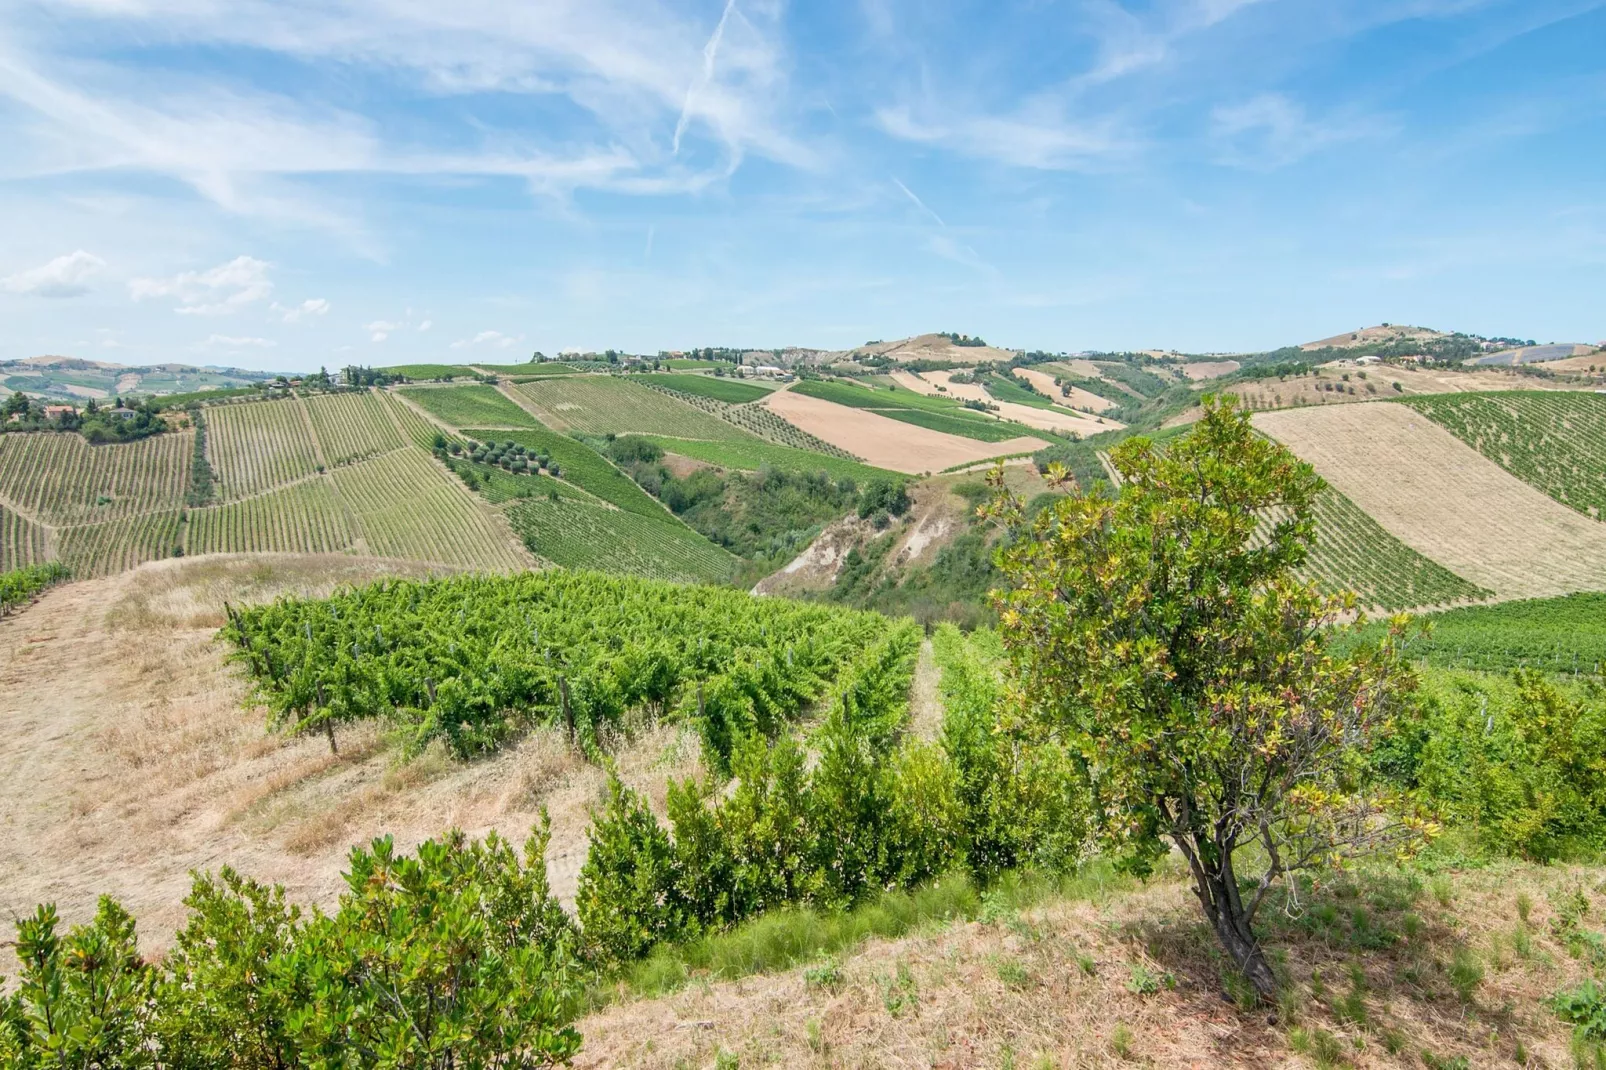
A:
[1181,360,1240,380]
[762,389,1045,474]
[1253,402,1606,600]
[1010,367,1119,413]
[0,554,701,957]
[891,370,1117,436]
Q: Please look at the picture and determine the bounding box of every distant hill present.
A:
[1,355,275,403]
[1300,324,1453,351]
[850,332,1019,364]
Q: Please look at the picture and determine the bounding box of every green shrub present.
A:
[576,779,684,963]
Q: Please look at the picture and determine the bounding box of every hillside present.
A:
[851,332,1019,364]
[2,355,273,402]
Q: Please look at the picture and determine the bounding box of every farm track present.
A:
[1254,402,1606,600]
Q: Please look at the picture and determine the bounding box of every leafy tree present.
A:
[986,398,1421,1000]
[0,898,155,1069]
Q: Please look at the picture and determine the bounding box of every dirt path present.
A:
[908,638,943,740]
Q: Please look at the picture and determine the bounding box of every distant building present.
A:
[1355,355,1381,365]
[42,405,76,420]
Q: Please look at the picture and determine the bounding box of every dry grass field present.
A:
[1225,364,1572,414]
[854,333,1019,364]
[1181,359,1240,380]
[0,555,701,955]
[897,370,1116,436]
[1010,367,1120,413]
[1253,402,1606,599]
[763,389,1045,474]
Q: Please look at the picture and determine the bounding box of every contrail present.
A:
[891,176,946,227]
[673,0,739,155]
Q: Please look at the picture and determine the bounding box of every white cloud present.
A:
[416,319,432,333]
[0,249,106,297]
[204,334,275,348]
[451,329,520,350]
[274,297,330,322]
[877,104,1132,171]
[364,319,400,343]
[130,255,273,315]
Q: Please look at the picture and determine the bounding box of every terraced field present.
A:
[0,504,50,571]
[331,449,529,571]
[1402,391,1606,520]
[0,430,190,524]
[56,511,183,578]
[187,478,353,556]
[514,376,740,439]
[504,496,735,583]
[304,391,405,465]
[1300,488,1490,611]
[208,400,320,500]
[398,385,537,429]
[1254,402,1606,600]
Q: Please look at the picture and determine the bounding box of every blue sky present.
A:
[1,0,1602,373]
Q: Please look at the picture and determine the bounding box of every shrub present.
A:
[577,779,684,963]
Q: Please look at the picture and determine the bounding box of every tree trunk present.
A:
[1205,885,1278,1001]
[1175,832,1280,1003]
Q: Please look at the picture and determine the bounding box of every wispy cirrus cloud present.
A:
[1210,93,1392,167]
[1,250,106,297]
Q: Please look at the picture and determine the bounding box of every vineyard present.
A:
[1299,487,1491,611]
[515,376,741,439]
[627,433,895,484]
[186,477,353,556]
[302,391,405,465]
[207,400,320,500]
[0,504,50,571]
[382,390,450,449]
[221,570,897,759]
[505,496,735,583]
[1347,592,1606,676]
[398,385,537,429]
[640,373,773,404]
[0,561,68,615]
[55,510,183,578]
[330,449,530,572]
[1402,392,1606,520]
[0,429,190,524]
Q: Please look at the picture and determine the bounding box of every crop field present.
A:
[398,385,536,429]
[765,389,1046,474]
[380,390,447,449]
[792,379,1042,443]
[1396,592,1606,674]
[638,381,860,458]
[55,511,182,578]
[0,430,190,524]
[1300,488,1490,611]
[1253,402,1606,600]
[1402,391,1606,520]
[186,477,353,557]
[514,376,742,439]
[379,364,484,380]
[505,496,735,583]
[303,391,405,465]
[207,400,320,500]
[331,449,529,571]
[640,373,773,404]
[465,427,669,519]
[0,504,50,571]
[628,434,898,483]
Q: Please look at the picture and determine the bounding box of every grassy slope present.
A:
[639,373,774,404]
[399,385,537,428]
[627,434,901,484]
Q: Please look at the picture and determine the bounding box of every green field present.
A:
[1402,391,1606,519]
[627,434,899,484]
[1300,488,1491,611]
[1349,592,1606,675]
[663,359,725,370]
[504,496,735,583]
[516,377,743,439]
[792,379,1039,443]
[398,385,537,429]
[303,391,405,465]
[464,428,669,519]
[380,364,484,380]
[208,400,320,500]
[640,373,773,404]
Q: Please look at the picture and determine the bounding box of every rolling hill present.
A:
[2,355,273,402]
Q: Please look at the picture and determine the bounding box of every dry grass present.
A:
[762,389,1046,475]
[0,553,704,962]
[1254,402,1606,600]
[575,860,1606,1068]
[889,370,1120,436]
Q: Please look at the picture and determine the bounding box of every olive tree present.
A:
[986,398,1423,1000]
